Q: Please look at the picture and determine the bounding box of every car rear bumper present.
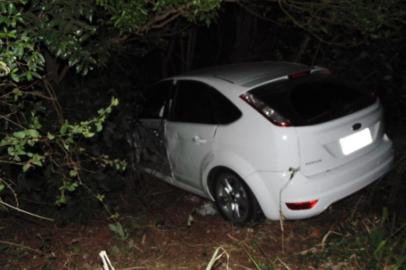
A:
[246,138,393,220]
[280,139,393,219]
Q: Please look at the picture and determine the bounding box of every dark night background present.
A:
[67,3,405,128]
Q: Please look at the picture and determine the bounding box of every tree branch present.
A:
[0,199,54,222]
[0,240,44,255]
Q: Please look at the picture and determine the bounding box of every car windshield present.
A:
[248,75,377,126]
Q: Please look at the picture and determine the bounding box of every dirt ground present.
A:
[0,171,380,270]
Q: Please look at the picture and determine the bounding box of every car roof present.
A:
[176,61,311,88]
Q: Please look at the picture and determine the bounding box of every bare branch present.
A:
[0,240,44,255]
[0,177,19,207]
[0,199,54,222]
[137,3,192,34]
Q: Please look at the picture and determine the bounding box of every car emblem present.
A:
[352,123,362,131]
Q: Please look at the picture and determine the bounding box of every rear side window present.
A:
[250,75,376,126]
[170,80,241,124]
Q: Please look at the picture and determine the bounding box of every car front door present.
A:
[139,80,173,179]
[165,80,218,190]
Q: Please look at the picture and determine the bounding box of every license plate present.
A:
[339,128,373,155]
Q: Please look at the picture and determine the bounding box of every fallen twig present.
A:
[0,240,43,254]
[275,257,291,270]
[0,199,54,222]
[118,267,149,270]
[205,246,229,270]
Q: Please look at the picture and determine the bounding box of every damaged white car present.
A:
[138,62,393,224]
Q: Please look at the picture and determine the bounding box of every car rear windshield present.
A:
[249,75,377,126]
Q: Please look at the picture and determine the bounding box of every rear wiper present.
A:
[305,109,335,123]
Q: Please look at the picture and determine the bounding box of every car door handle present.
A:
[192,135,207,144]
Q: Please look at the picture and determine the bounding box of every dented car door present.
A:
[166,80,217,189]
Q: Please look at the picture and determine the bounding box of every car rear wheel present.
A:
[213,171,260,224]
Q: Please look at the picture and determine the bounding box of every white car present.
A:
[138,62,393,224]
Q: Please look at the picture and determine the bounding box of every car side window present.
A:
[141,80,173,119]
[211,87,242,124]
[170,80,241,124]
[170,80,214,124]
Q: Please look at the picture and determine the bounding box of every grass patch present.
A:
[292,208,406,269]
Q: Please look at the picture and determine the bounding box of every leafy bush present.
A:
[0,0,221,222]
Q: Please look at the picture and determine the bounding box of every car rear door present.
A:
[165,80,218,190]
[290,79,383,176]
[248,75,382,177]
[295,104,384,176]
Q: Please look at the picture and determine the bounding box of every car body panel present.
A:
[139,118,173,180]
[165,121,216,190]
[295,101,385,176]
[280,135,393,219]
[181,62,308,87]
[138,61,394,221]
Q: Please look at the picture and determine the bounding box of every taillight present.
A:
[288,70,311,79]
[240,93,291,127]
[286,199,318,210]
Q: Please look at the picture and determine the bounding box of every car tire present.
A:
[213,171,261,225]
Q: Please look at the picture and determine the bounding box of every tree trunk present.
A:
[232,7,257,62]
[43,49,69,85]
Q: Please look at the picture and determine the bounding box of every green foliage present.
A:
[1,0,221,80]
[29,0,99,75]
[109,222,129,241]
[96,0,221,34]
[0,128,41,163]
[59,97,119,148]
[0,0,220,224]
[0,1,44,82]
[0,95,122,206]
[0,3,123,212]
